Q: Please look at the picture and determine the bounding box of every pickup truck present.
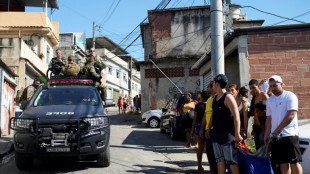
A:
[10,76,111,170]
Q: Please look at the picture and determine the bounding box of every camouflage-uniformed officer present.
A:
[48,49,67,75]
[79,47,106,74]
[64,56,80,76]
[84,57,106,100]
[20,79,41,101]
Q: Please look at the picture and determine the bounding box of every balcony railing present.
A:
[20,41,48,74]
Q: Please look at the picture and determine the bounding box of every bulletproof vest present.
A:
[84,64,91,76]
[20,85,36,101]
[66,63,80,76]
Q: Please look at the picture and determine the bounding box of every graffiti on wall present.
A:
[1,81,14,136]
[141,65,201,113]
[169,86,185,97]
[148,80,157,110]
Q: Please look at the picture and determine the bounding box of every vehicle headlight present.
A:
[10,117,35,132]
[83,116,109,130]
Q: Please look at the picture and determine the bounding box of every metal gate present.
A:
[107,88,113,99]
[113,89,120,103]
[203,71,212,90]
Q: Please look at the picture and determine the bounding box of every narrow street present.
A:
[0,107,210,174]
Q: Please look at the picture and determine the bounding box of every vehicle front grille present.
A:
[38,123,87,133]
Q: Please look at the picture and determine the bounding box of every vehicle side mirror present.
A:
[162,108,168,112]
[20,100,29,110]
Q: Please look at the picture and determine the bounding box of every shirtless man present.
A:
[249,79,269,150]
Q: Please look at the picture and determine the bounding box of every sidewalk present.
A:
[0,133,14,166]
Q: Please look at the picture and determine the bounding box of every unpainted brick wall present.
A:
[145,67,184,78]
[248,31,310,119]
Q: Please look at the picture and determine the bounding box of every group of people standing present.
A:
[16,47,107,103]
[182,74,302,174]
[118,94,141,114]
[48,48,106,100]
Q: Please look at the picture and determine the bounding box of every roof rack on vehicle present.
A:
[48,75,94,86]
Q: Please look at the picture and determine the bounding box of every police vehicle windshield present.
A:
[33,87,100,106]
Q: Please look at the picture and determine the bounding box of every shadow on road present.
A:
[126,164,213,174]
[111,144,195,154]
[122,130,186,147]
[0,157,101,174]
[164,160,210,168]
[108,112,142,126]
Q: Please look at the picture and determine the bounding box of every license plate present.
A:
[46,147,70,152]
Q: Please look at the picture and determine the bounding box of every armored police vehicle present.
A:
[10,76,110,170]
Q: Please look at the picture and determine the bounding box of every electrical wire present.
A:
[170,0,183,8]
[101,0,121,25]
[58,1,92,21]
[190,0,196,6]
[97,0,117,24]
[241,6,306,24]
[272,10,310,26]
[100,0,211,60]
[116,0,172,50]
[106,25,211,61]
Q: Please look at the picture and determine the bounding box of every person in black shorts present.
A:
[264,75,302,174]
[182,93,196,148]
[191,90,208,171]
[205,74,242,174]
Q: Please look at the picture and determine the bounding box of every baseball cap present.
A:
[269,75,285,85]
[214,74,228,88]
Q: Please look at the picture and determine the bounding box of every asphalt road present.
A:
[0,107,210,174]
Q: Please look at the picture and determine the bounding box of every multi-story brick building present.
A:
[194,23,310,119]
[139,5,261,113]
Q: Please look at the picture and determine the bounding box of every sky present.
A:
[27,0,310,61]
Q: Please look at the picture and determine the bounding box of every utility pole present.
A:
[93,21,96,49]
[44,0,48,16]
[211,0,225,76]
[129,56,133,97]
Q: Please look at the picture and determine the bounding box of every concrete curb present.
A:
[0,141,14,166]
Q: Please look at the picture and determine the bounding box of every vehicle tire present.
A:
[15,152,33,170]
[97,143,110,167]
[170,123,177,140]
[148,117,160,128]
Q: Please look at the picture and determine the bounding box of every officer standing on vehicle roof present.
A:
[64,56,80,76]
[48,49,67,75]
[79,47,106,74]
[84,57,106,100]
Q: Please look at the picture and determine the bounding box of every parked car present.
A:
[160,94,186,139]
[299,119,310,174]
[141,110,162,128]
[104,99,115,107]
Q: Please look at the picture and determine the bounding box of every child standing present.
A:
[118,96,123,114]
